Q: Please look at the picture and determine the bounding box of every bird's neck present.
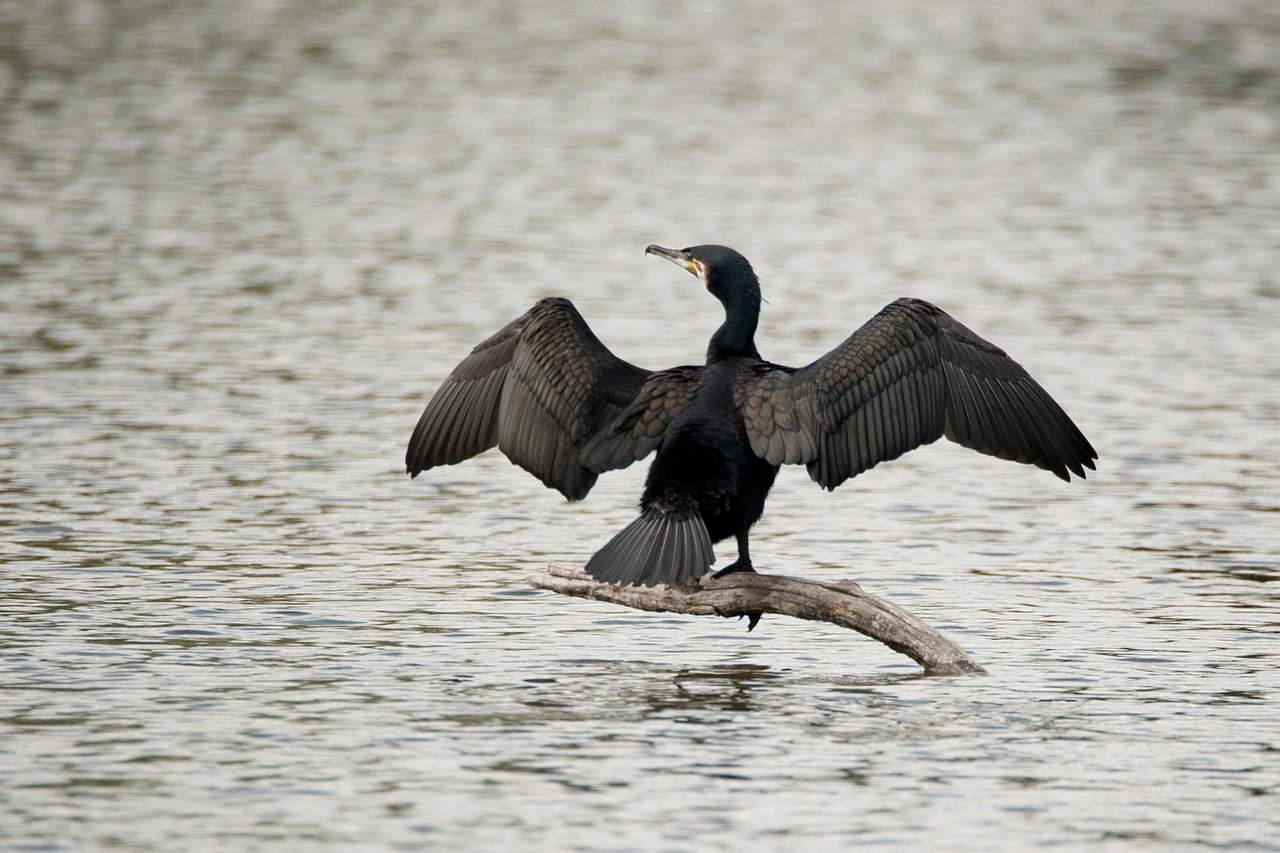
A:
[706,292,761,363]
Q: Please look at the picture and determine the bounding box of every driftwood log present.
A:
[529,564,984,676]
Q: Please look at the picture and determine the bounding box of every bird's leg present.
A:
[713,531,762,632]
[712,530,757,578]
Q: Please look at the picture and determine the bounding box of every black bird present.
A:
[406,244,1096,597]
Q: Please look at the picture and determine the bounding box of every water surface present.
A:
[2,1,1278,849]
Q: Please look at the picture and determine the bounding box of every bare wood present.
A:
[528,564,984,676]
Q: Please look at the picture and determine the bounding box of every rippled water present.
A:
[3,1,1278,849]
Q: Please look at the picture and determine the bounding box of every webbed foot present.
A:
[712,560,757,579]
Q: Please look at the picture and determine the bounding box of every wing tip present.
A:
[1052,450,1098,483]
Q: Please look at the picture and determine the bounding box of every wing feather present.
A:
[578,366,704,474]
[406,298,701,500]
[739,298,1097,490]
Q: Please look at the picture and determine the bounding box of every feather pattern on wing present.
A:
[406,298,701,500]
[737,298,1097,489]
[580,367,704,474]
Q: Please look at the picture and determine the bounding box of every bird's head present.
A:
[646,243,762,361]
[645,244,761,309]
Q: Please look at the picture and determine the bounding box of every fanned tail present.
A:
[585,509,715,587]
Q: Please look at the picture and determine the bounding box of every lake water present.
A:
[2,1,1278,849]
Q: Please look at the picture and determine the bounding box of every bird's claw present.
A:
[712,562,757,579]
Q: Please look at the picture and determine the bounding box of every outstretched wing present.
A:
[738,298,1097,489]
[406,297,701,500]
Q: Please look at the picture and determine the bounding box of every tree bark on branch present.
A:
[528,564,984,676]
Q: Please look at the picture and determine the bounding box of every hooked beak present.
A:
[645,244,701,279]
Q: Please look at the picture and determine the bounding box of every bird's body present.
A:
[406,244,1096,601]
[641,357,778,546]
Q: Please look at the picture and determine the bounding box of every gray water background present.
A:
[2,1,1278,849]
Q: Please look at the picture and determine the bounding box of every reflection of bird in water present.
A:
[406,244,1096,602]
[648,665,779,716]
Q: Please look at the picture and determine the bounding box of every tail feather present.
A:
[585,509,715,587]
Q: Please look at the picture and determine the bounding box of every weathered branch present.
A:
[528,564,984,676]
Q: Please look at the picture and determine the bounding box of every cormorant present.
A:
[406,244,1096,600]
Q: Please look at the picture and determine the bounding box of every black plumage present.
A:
[406,244,1097,594]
